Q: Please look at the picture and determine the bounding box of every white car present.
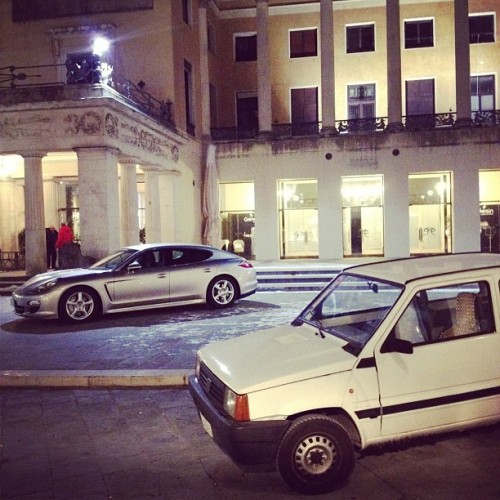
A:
[12,243,257,323]
[189,253,500,495]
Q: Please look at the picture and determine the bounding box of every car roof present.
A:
[124,243,217,251]
[344,253,500,285]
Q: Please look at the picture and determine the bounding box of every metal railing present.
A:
[211,110,499,141]
[0,62,175,130]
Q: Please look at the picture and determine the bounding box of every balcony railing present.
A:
[211,110,499,142]
[0,62,175,130]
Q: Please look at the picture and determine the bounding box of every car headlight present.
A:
[195,354,201,379]
[32,279,59,293]
[224,387,249,422]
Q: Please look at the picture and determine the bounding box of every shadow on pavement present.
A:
[1,298,280,335]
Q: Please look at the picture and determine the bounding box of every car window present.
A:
[166,248,213,266]
[392,281,495,345]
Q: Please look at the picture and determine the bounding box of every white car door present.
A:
[374,280,500,438]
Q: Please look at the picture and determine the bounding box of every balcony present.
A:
[0,62,175,131]
[211,110,500,142]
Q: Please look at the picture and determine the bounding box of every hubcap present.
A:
[294,434,336,476]
[213,280,235,304]
[66,291,94,320]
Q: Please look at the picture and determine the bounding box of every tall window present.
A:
[404,19,434,48]
[278,179,318,258]
[184,59,195,136]
[236,91,258,137]
[471,75,495,124]
[409,173,451,255]
[346,24,375,53]
[209,83,217,129]
[234,33,257,62]
[405,79,435,130]
[207,22,216,54]
[291,87,319,135]
[479,170,500,253]
[220,182,255,258]
[182,0,191,25]
[469,14,495,43]
[289,28,317,58]
[347,84,376,131]
[342,176,384,257]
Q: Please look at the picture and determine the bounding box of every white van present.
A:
[189,253,500,495]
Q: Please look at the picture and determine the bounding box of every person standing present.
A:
[55,223,74,269]
[45,225,58,269]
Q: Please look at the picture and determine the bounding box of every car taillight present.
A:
[238,260,253,269]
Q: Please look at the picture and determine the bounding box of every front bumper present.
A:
[11,293,58,319]
[188,375,290,470]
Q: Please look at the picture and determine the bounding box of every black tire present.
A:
[206,276,238,308]
[276,415,355,495]
[58,287,101,323]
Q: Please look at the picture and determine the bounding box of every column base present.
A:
[320,126,338,137]
[453,117,473,128]
[386,122,405,133]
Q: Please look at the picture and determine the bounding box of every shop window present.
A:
[235,33,257,62]
[479,170,500,253]
[346,24,375,53]
[409,173,451,255]
[290,28,318,58]
[278,180,318,259]
[404,19,434,49]
[220,183,255,259]
[469,14,495,44]
[342,176,384,257]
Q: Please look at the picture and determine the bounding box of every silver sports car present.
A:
[12,243,258,323]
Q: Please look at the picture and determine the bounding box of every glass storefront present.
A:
[409,172,451,254]
[219,182,255,258]
[278,179,318,258]
[342,175,384,256]
[479,170,500,253]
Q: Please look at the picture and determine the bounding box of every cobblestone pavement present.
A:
[1,293,499,499]
[1,388,499,500]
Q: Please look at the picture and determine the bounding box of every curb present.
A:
[0,369,194,388]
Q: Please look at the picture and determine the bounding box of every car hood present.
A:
[199,323,357,394]
[19,268,110,289]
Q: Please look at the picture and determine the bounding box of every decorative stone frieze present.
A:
[65,111,102,135]
[0,116,52,138]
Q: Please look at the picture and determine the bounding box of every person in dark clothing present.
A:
[46,225,58,269]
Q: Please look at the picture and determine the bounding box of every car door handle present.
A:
[157,273,167,278]
[203,268,212,273]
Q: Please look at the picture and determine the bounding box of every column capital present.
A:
[18,151,47,159]
[118,155,140,166]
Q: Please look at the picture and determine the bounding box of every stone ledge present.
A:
[0,369,194,388]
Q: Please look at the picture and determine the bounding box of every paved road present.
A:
[1,293,499,499]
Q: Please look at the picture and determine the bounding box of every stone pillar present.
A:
[256,0,272,136]
[454,0,472,127]
[199,0,211,141]
[21,151,47,275]
[75,147,121,259]
[320,0,336,136]
[386,0,404,132]
[159,170,180,242]
[141,165,162,243]
[118,157,140,246]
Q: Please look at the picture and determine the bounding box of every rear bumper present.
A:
[188,375,290,470]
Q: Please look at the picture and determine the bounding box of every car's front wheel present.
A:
[58,287,101,323]
[207,276,238,308]
[276,415,355,495]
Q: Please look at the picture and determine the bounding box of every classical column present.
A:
[118,157,140,246]
[158,169,180,242]
[256,0,272,136]
[21,151,47,275]
[199,0,211,141]
[320,0,337,136]
[141,164,162,243]
[386,0,404,132]
[75,147,121,259]
[454,0,472,127]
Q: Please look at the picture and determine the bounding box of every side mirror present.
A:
[381,336,414,354]
[127,261,141,272]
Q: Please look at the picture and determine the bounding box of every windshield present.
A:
[89,249,138,270]
[298,273,403,354]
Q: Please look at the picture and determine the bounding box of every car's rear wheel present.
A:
[277,415,355,495]
[207,276,238,308]
[58,287,101,323]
